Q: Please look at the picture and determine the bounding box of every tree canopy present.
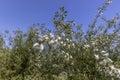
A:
[1,0,120,80]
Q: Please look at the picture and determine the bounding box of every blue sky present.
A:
[0,0,120,32]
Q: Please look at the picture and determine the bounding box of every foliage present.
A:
[0,0,120,80]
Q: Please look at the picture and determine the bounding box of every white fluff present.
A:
[49,40,55,44]
[57,36,61,40]
[33,43,39,48]
[39,44,44,52]
[101,50,106,53]
[84,44,90,48]
[33,43,44,52]
[94,54,99,60]
[103,53,109,57]
[50,33,54,38]
[99,57,113,65]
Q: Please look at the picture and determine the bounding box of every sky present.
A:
[0,0,120,32]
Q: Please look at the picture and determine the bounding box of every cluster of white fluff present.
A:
[95,49,120,78]
[33,32,120,78]
[83,41,120,78]
[32,33,74,60]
